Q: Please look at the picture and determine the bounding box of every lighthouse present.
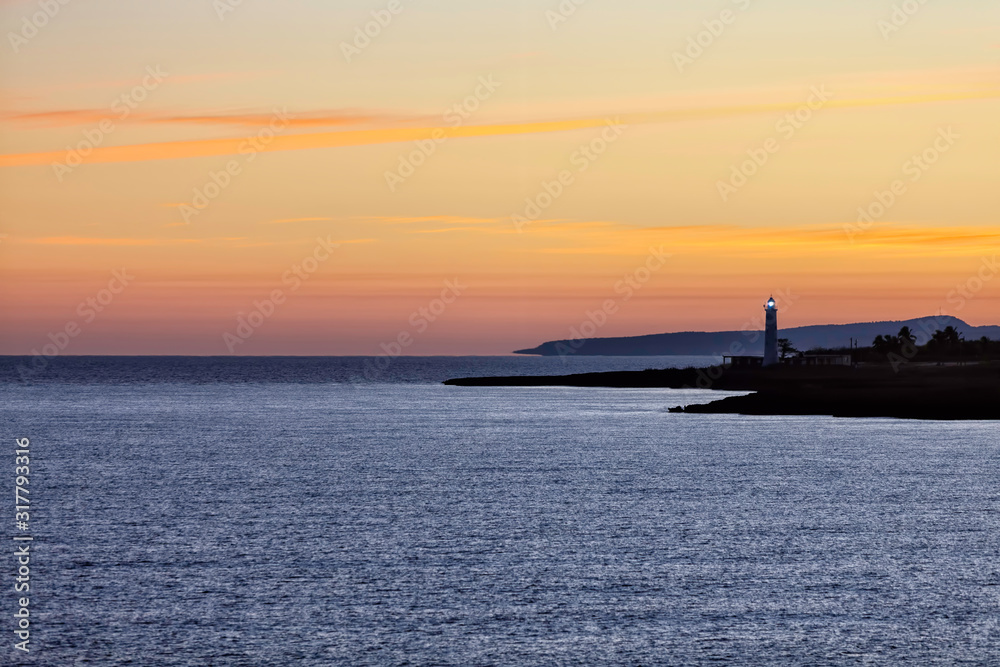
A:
[763,296,779,367]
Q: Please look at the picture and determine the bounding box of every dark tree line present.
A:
[869,326,997,363]
[807,327,998,364]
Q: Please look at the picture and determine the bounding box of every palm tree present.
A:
[897,326,916,346]
[942,326,963,347]
[929,326,964,360]
[872,335,889,355]
[896,326,918,358]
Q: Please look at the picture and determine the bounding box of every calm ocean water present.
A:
[2,357,998,665]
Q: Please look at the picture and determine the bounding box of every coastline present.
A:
[444,363,1000,420]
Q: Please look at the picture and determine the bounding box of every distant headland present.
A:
[514,315,1000,358]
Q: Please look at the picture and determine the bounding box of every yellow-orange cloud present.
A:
[263,217,335,224]
[2,89,997,168]
[1,109,393,129]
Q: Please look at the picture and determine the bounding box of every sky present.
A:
[0,0,998,355]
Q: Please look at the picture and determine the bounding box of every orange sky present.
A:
[1,0,998,354]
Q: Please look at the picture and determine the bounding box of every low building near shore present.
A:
[783,354,852,367]
[723,353,852,368]
[724,355,764,369]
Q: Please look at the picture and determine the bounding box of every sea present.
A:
[1,356,998,666]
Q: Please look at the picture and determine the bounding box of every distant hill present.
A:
[515,316,1000,357]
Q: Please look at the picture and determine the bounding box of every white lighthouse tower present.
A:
[763,296,779,367]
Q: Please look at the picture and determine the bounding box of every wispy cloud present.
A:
[328,238,377,245]
[525,222,1000,257]
[371,215,507,225]
[3,71,273,97]
[410,226,510,234]
[231,238,376,248]
[4,89,997,168]
[262,217,335,225]
[2,108,394,129]
[9,235,378,248]
[11,236,235,246]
